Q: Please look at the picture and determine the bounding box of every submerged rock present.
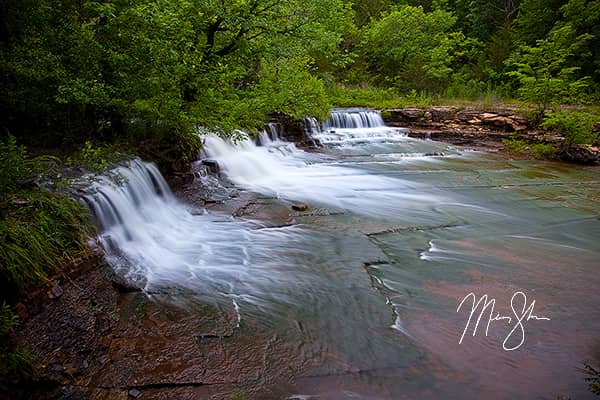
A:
[292,203,309,211]
[111,274,143,293]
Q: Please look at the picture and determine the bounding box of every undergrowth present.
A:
[0,135,92,300]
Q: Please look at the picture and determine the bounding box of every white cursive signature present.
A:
[456,291,550,351]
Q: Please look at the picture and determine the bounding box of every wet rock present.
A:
[111,274,143,293]
[201,159,220,175]
[292,203,308,211]
[47,285,64,299]
[168,171,195,187]
[424,152,445,156]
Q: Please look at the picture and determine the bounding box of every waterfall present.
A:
[82,158,306,301]
[202,134,440,217]
[305,108,408,145]
[256,122,284,146]
[323,109,385,129]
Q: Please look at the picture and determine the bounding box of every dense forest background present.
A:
[1,0,599,158]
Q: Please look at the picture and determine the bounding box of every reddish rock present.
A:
[292,203,308,211]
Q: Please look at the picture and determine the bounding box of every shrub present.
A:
[0,136,93,298]
[0,303,18,336]
[0,135,32,203]
[542,110,599,150]
[584,363,600,395]
[530,143,559,159]
[503,138,529,155]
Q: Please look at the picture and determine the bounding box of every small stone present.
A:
[128,388,141,398]
[47,285,63,299]
[291,203,308,211]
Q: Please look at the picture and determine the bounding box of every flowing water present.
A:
[87,110,600,399]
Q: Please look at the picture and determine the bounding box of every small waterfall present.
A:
[304,117,321,137]
[202,134,440,218]
[305,108,408,145]
[256,122,284,146]
[82,158,306,301]
[323,109,385,129]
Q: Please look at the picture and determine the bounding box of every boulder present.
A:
[561,145,600,164]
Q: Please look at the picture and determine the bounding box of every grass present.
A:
[0,188,92,296]
[325,84,525,111]
[0,135,94,300]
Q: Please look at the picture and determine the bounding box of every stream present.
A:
[86,109,600,399]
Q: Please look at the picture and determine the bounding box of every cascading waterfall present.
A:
[306,108,409,145]
[323,108,385,129]
[202,134,442,220]
[83,158,308,308]
[256,122,284,146]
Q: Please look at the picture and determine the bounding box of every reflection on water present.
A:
[90,117,600,399]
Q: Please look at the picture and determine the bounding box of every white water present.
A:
[324,109,386,129]
[307,109,409,145]
[202,134,442,219]
[83,159,307,305]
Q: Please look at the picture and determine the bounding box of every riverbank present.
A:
[4,182,305,400]
[381,107,600,163]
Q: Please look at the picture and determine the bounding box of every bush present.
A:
[584,363,600,395]
[0,303,18,336]
[0,135,32,203]
[0,189,91,296]
[530,143,558,159]
[68,141,125,173]
[0,136,93,299]
[503,138,529,155]
[542,110,599,149]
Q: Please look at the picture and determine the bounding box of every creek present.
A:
[86,109,600,399]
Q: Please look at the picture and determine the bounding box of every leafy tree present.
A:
[506,23,592,118]
[360,5,456,92]
[513,0,568,44]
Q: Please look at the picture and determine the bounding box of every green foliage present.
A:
[584,363,600,395]
[0,348,33,378]
[530,143,559,159]
[542,110,599,149]
[0,137,92,298]
[0,189,91,295]
[1,0,600,156]
[0,135,33,202]
[227,388,248,400]
[506,24,592,118]
[68,141,125,173]
[503,138,529,155]
[326,85,398,108]
[0,303,18,336]
[360,6,457,92]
